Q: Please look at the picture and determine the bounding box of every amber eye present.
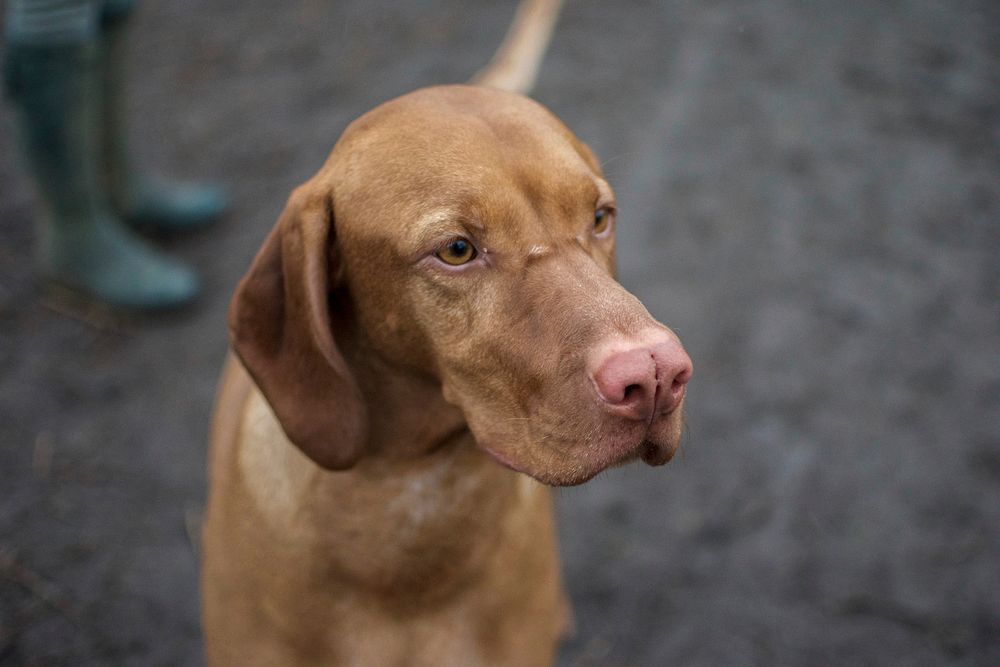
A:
[594,208,613,234]
[436,237,477,265]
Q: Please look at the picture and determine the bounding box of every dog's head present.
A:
[230,85,691,486]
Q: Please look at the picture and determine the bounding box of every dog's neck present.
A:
[237,367,527,600]
[297,340,528,595]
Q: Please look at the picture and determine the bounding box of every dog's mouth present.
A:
[479,441,528,475]
[637,401,685,466]
[473,402,685,486]
[640,438,678,466]
[611,416,683,470]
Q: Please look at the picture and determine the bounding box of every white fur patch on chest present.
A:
[238,389,312,528]
[518,472,540,501]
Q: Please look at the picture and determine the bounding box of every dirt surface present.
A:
[1,1,998,665]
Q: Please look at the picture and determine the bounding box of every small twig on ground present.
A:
[836,594,975,657]
[38,286,135,335]
[0,546,77,623]
[184,505,204,557]
[32,432,53,480]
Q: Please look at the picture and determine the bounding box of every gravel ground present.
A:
[1,1,998,665]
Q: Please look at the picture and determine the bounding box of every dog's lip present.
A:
[471,401,684,482]
[640,439,676,466]
[479,441,527,474]
[637,405,684,466]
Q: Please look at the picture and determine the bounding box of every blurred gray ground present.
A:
[1,0,998,664]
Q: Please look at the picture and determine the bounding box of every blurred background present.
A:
[1,0,998,664]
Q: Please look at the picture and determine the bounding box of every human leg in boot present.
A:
[4,0,199,309]
[100,0,227,233]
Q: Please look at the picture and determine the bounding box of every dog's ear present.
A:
[228,182,367,470]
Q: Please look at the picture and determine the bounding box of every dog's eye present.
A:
[594,208,614,235]
[437,238,477,265]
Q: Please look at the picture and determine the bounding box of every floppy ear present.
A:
[228,182,367,470]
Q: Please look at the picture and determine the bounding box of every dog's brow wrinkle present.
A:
[413,208,474,248]
[528,244,550,257]
[416,209,457,233]
[594,178,613,200]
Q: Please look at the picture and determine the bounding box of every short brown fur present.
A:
[203,83,690,666]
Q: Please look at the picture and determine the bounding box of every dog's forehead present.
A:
[337,84,580,151]
[327,85,605,241]
[330,87,595,194]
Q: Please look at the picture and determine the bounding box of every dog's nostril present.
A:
[622,384,644,404]
[589,330,692,422]
[659,361,692,414]
[589,348,658,422]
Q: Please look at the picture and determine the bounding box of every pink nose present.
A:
[588,331,693,422]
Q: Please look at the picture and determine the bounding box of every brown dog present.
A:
[202,3,692,666]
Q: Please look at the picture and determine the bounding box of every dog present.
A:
[201,1,692,664]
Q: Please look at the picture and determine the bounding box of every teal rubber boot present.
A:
[100,6,227,233]
[4,41,200,310]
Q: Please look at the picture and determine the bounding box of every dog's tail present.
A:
[469,0,565,95]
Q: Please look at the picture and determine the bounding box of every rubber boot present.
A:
[100,4,227,233]
[4,41,200,309]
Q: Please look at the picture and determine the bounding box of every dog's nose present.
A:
[589,332,693,422]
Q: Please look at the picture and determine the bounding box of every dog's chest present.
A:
[238,389,543,594]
